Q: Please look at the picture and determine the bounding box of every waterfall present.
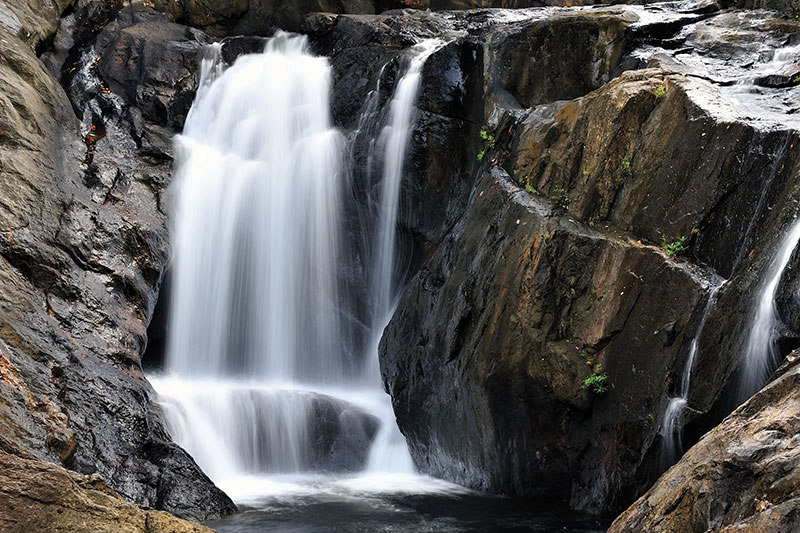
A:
[366,39,444,381]
[736,216,800,404]
[149,33,444,499]
[660,283,722,467]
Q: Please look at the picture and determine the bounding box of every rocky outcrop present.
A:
[0,438,212,533]
[381,165,709,509]
[150,0,611,34]
[609,355,800,532]
[0,0,74,50]
[0,1,233,522]
[376,0,800,517]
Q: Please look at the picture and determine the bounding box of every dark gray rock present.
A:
[95,9,211,129]
[380,167,709,513]
[0,4,234,522]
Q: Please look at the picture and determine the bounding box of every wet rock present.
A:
[151,0,612,35]
[609,355,800,533]
[95,9,211,129]
[483,10,629,110]
[380,166,708,513]
[507,68,800,280]
[0,5,234,523]
[304,392,381,471]
[0,437,213,533]
[377,3,800,517]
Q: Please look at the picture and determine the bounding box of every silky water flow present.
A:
[149,34,455,502]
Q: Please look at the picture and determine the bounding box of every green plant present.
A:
[525,182,538,195]
[550,186,570,210]
[661,234,688,257]
[792,75,800,85]
[581,365,609,394]
[653,85,666,98]
[477,126,496,162]
[617,156,632,185]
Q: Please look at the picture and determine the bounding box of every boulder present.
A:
[380,166,709,512]
[0,438,212,533]
[609,355,800,533]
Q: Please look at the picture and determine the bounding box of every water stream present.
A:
[736,216,800,405]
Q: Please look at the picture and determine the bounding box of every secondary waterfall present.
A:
[149,33,445,499]
[736,216,800,405]
[660,283,722,467]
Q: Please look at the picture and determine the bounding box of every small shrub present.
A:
[477,126,496,162]
[617,157,632,185]
[792,75,800,85]
[525,182,537,195]
[661,234,688,257]
[653,85,666,98]
[581,365,609,394]
[550,186,570,210]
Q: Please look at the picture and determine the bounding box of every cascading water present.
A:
[736,216,800,405]
[366,39,443,381]
[658,41,799,466]
[660,283,722,467]
[149,33,453,502]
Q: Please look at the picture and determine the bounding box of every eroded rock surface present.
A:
[373,0,800,517]
[0,0,233,522]
[609,355,800,532]
[0,438,212,533]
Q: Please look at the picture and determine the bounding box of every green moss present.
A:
[549,186,569,210]
[477,126,496,162]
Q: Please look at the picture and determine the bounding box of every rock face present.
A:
[0,438,213,533]
[374,0,800,517]
[609,355,800,532]
[0,0,233,522]
[150,0,610,34]
[381,166,708,507]
[0,0,74,50]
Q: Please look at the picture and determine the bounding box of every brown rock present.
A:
[609,356,800,533]
[0,0,74,50]
[0,439,213,533]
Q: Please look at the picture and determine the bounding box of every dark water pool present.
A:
[206,489,608,532]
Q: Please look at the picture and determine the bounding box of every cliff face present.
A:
[0,0,234,522]
[368,1,800,518]
[2,0,800,528]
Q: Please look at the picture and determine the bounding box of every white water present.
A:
[150,34,451,501]
[660,283,722,466]
[366,39,444,382]
[737,216,800,404]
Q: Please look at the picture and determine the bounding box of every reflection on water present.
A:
[205,475,607,533]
